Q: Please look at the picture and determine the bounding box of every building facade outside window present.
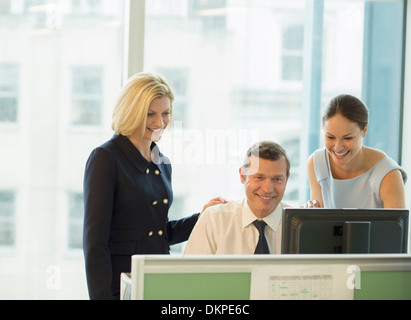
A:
[0,64,19,123]
[0,0,407,299]
[70,66,104,126]
[0,191,15,247]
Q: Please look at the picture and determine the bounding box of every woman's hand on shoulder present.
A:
[199,197,229,218]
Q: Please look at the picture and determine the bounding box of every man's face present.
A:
[240,155,289,218]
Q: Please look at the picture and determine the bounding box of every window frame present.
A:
[126,0,409,206]
[401,0,411,208]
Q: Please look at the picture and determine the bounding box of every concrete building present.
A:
[0,0,406,299]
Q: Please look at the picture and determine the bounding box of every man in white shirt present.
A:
[184,141,291,255]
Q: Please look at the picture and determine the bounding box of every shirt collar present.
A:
[112,134,163,173]
[242,199,283,232]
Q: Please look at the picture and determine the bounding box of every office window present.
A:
[145,0,405,214]
[0,1,11,13]
[190,0,227,32]
[0,0,406,299]
[145,0,305,215]
[282,24,304,81]
[71,0,104,15]
[0,191,15,247]
[157,67,189,126]
[67,192,83,250]
[168,195,186,254]
[0,63,19,123]
[0,0,123,299]
[83,0,102,14]
[70,66,103,126]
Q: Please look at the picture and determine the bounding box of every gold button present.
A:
[145,168,150,174]
[158,230,163,236]
[148,231,153,237]
[154,169,160,175]
[152,200,158,205]
[163,198,168,204]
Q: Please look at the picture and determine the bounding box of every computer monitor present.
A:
[281,208,409,254]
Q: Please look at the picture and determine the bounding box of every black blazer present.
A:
[83,134,199,300]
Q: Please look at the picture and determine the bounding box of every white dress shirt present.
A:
[184,199,289,255]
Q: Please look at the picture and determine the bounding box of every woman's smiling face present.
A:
[323,113,367,168]
[143,96,171,142]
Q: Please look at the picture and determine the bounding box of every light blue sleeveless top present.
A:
[313,148,407,208]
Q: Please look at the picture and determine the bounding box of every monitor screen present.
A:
[281,208,409,254]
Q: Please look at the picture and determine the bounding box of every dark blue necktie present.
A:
[253,220,269,254]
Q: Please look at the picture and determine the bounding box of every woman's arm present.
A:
[380,169,406,208]
[83,148,116,300]
[306,154,324,207]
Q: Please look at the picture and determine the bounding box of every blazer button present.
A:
[154,169,160,175]
[145,168,150,174]
[152,200,158,205]
[163,198,168,204]
[158,230,163,236]
[148,231,153,237]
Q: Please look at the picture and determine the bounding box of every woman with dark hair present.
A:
[306,94,406,209]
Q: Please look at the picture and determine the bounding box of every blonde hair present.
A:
[111,72,174,137]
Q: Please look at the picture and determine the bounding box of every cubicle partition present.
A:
[124,254,411,300]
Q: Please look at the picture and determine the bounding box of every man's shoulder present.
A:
[201,199,244,220]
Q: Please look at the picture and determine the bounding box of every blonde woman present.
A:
[83,72,225,299]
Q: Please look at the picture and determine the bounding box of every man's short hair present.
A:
[242,140,290,176]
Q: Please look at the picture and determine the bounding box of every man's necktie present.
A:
[253,220,269,254]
